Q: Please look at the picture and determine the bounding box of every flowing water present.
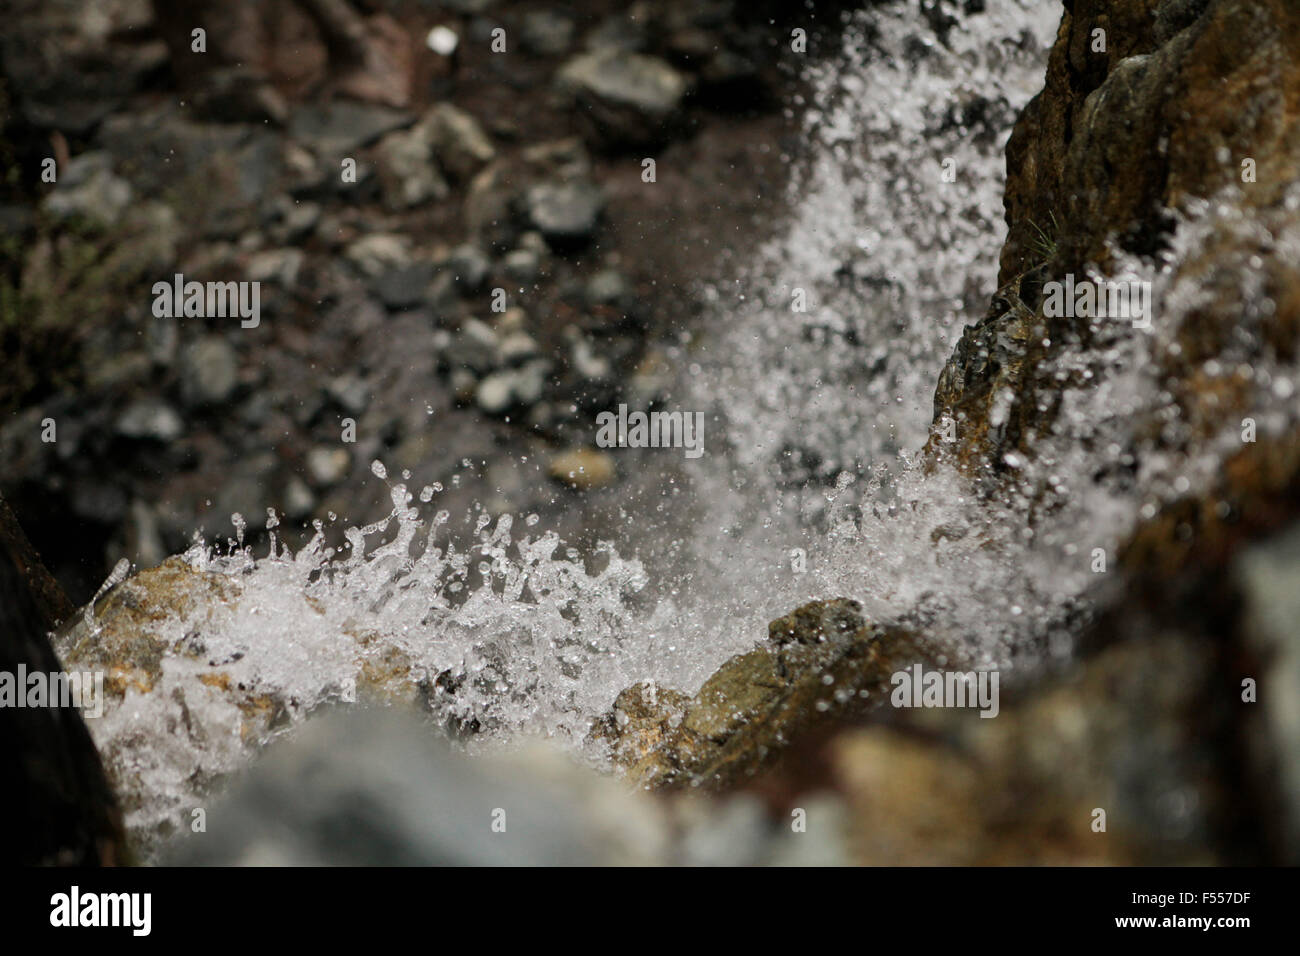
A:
[79,0,1300,846]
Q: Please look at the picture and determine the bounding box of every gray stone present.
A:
[557,50,687,144]
[42,152,133,225]
[1235,523,1300,862]
[374,123,450,210]
[373,263,434,310]
[326,376,371,416]
[116,400,184,442]
[346,234,412,278]
[179,337,239,407]
[442,243,491,291]
[497,331,540,366]
[288,102,412,157]
[586,268,630,307]
[521,10,576,56]
[426,104,496,181]
[306,447,351,487]
[523,180,605,244]
[502,248,542,284]
[475,371,516,414]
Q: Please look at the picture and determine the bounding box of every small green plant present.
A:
[1025,211,1060,265]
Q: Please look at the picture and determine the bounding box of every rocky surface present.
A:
[589,600,932,790]
[1,493,126,865]
[0,0,829,602]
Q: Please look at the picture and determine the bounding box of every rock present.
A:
[497,331,540,366]
[325,376,370,416]
[442,243,491,291]
[374,123,450,211]
[556,50,688,146]
[306,447,351,487]
[245,248,304,287]
[446,318,500,373]
[191,66,289,125]
[523,180,605,245]
[585,268,630,307]
[345,234,412,278]
[592,599,930,789]
[464,162,518,252]
[426,103,496,182]
[548,448,616,490]
[288,102,412,158]
[282,476,316,521]
[475,372,516,415]
[267,198,322,246]
[373,263,434,310]
[930,0,1300,482]
[569,336,611,381]
[0,493,125,865]
[116,400,184,442]
[1234,522,1300,861]
[830,630,1233,864]
[163,709,665,865]
[179,336,239,408]
[521,9,576,56]
[476,361,551,414]
[502,248,542,284]
[42,152,133,225]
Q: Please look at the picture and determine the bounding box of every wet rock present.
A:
[245,248,304,287]
[191,66,289,125]
[426,103,496,182]
[501,247,542,284]
[373,263,434,310]
[0,493,125,865]
[521,9,576,56]
[497,331,540,366]
[345,234,412,278]
[442,318,496,374]
[931,0,1300,481]
[374,124,450,211]
[585,268,630,308]
[325,376,370,416]
[831,630,1233,864]
[266,198,322,246]
[548,448,616,490]
[163,709,665,865]
[179,337,239,408]
[116,400,184,442]
[306,447,351,487]
[288,101,412,158]
[1234,522,1300,860]
[593,599,930,789]
[442,243,491,292]
[523,180,605,245]
[464,162,519,252]
[556,50,688,147]
[475,372,516,415]
[476,361,551,414]
[42,152,133,225]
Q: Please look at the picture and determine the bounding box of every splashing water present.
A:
[76,0,1300,848]
[79,1,1066,845]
